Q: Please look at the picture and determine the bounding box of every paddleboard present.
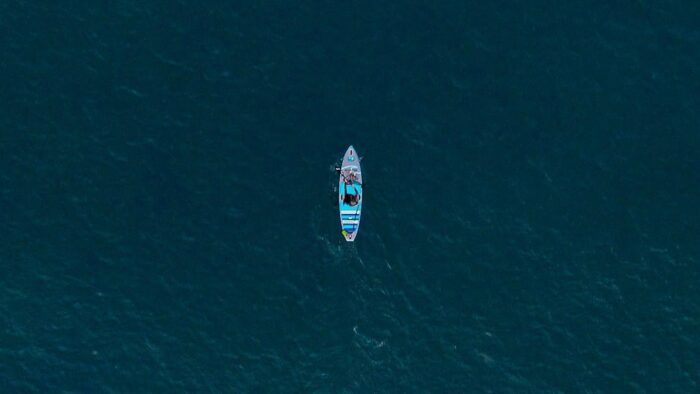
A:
[338,146,362,242]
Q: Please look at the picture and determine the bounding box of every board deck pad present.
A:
[339,146,362,241]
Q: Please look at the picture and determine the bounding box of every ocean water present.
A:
[1,1,699,392]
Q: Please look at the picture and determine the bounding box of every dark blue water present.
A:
[1,1,699,392]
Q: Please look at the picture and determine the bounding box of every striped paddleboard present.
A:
[338,146,362,242]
